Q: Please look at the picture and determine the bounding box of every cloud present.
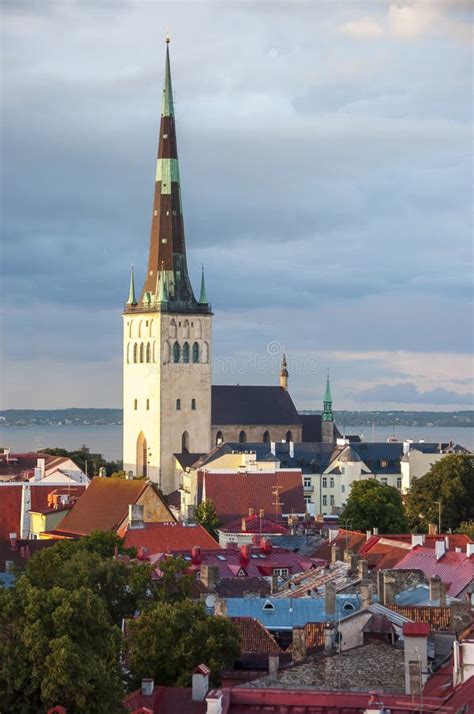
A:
[339,17,384,38]
[355,381,474,406]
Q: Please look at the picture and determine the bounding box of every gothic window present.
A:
[286,430,293,443]
[128,320,133,338]
[149,319,155,337]
[182,431,190,452]
[139,343,145,363]
[191,398,196,411]
[176,399,181,411]
[182,342,190,363]
[263,431,270,443]
[202,341,209,363]
[192,342,199,363]
[216,431,224,445]
[138,320,144,338]
[146,399,150,410]
[173,341,180,363]
[169,319,177,339]
[134,399,138,410]
[239,431,247,444]
[146,343,151,363]
[182,319,190,339]
[133,343,138,363]
[195,320,202,338]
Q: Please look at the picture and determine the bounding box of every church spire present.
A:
[140,38,198,308]
[322,370,333,422]
[126,265,137,305]
[280,351,289,390]
[199,265,208,304]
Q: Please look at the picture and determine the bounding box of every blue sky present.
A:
[1,0,472,410]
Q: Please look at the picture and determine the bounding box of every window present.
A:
[172,341,180,363]
[182,431,190,452]
[239,431,247,444]
[262,600,275,610]
[330,477,335,488]
[146,399,150,410]
[216,431,224,446]
[192,342,199,363]
[273,568,289,578]
[176,398,181,411]
[397,477,402,489]
[134,399,138,410]
[146,343,151,363]
[191,398,196,411]
[341,484,345,493]
[304,477,312,488]
[322,477,327,488]
[182,342,190,363]
[330,495,335,506]
[381,477,388,486]
[304,496,312,504]
[380,460,388,469]
[286,430,293,443]
[133,343,138,363]
[139,343,145,363]
[263,431,270,443]
[343,602,355,612]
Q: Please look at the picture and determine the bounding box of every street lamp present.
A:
[433,501,442,534]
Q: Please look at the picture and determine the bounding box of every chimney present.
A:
[373,527,378,536]
[429,575,442,603]
[360,583,373,609]
[192,664,210,701]
[330,544,342,563]
[260,537,272,554]
[382,572,395,606]
[366,529,372,540]
[328,527,339,543]
[259,509,265,519]
[240,543,251,563]
[241,517,247,532]
[191,545,202,564]
[466,543,474,557]
[37,457,45,478]
[357,559,369,581]
[411,534,424,548]
[270,441,276,456]
[249,507,255,517]
[214,598,227,617]
[270,574,279,594]
[445,536,449,550]
[325,581,336,617]
[350,553,360,573]
[435,539,446,560]
[141,678,154,696]
[9,532,17,551]
[324,624,335,653]
[200,564,219,590]
[128,503,144,530]
[428,523,438,536]
[291,627,306,662]
[5,560,15,573]
[289,441,294,458]
[403,622,429,695]
[33,467,41,482]
[205,690,224,714]
[268,654,279,679]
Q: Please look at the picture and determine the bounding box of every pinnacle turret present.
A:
[199,265,208,305]
[280,351,289,390]
[322,370,333,422]
[126,265,137,306]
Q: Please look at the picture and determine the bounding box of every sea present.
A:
[1,424,473,461]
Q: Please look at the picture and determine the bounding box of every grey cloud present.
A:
[355,382,473,406]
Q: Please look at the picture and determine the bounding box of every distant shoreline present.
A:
[1,408,472,428]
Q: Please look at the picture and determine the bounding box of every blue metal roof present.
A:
[396,584,459,606]
[221,594,361,630]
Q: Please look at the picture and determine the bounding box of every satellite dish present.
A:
[205,594,217,609]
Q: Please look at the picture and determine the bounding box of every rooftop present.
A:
[211,385,301,427]
[123,522,218,554]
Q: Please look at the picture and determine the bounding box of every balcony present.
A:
[303,484,314,493]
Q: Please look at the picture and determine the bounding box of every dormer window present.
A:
[262,600,275,611]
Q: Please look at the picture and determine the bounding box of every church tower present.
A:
[123,40,212,493]
[321,371,335,444]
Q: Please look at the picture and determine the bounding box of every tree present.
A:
[405,455,474,532]
[155,556,194,603]
[457,521,474,540]
[0,581,124,713]
[340,478,409,533]
[126,600,240,689]
[196,499,220,538]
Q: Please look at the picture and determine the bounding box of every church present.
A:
[122,41,337,494]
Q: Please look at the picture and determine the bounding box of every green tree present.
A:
[0,581,124,713]
[457,521,474,540]
[405,454,474,532]
[195,499,220,539]
[126,600,240,688]
[340,478,409,533]
[155,556,194,603]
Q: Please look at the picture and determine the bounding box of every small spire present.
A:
[280,350,289,390]
[199,265,208,304]
[126,264,137,305]
[322,369,333,422]
[161,35,174,117]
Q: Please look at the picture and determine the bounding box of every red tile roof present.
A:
[0,484,86,540]
[0,538,59,571]
[312,529,367,561]
[358,536,412,571]
[403,621,430,637]
[123,522,219,554]
[381,533,472,551]
[220,514,289,536]
[199,470,305,524]
[54,479,149,536]
[394,546,474,597]
[230,617,282,654]
[391,605,452,630]
[124,686,206,714]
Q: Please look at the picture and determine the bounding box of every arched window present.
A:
[191,398,196,411]
[182,431,190,452]
[169,319,177,338]
[173,341,180,363]
[263,431,270,443]
[133,343,138,363]
[202,341,209,363]
[216,431,224,446]
[195,320,202,338]
[176,398,181,411]
[286,430,293,443]
[192,342,199,363]
[182,342,190,363]
[138,320,144,338]
[146,343,151,363]
[134,399,138,410]
[136,432,147,478]
[139,343,145,363]
[239,431,247,444]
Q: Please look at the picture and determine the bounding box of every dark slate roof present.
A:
[200,442,341,474]
[350,442,404,474]
[212,385,301,426]
[408,442,469,454]
[174,452,204,470]
[299,414,341,442]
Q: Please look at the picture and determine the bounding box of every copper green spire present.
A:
[322,370,333,422]
[161,37,174,118]
[199,265,208,304]
[126,265,137,305]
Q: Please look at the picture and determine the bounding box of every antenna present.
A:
[272,483,283,522]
